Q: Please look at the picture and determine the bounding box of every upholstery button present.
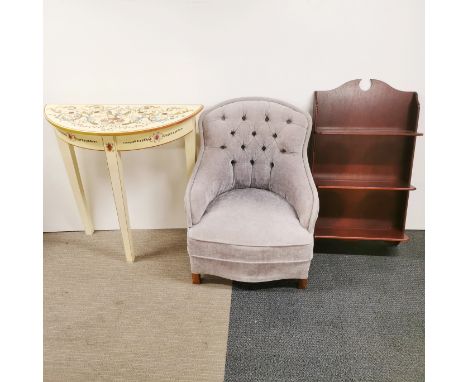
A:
[231,160,236,165]
[220,145,226,149]
[250,159,255,165]
[286,119,292,124]
[241,144,246,150]
[252,131,257,136]
[281,148,286,153]
[230,130,235,136]
[261,146,266,151]
[221,115,226,120]
[273,133,278,138]
[270,162,274,168]
[242,115,246,121]
[265,116,269,122]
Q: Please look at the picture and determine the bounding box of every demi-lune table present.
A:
[45,104,203,262]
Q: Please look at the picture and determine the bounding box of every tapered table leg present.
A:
[56,136,94,235]
[184,124,196,177]
[104,138,135,263]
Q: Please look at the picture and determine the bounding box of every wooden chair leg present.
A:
[192,273,201,284]
[297,279,308,289]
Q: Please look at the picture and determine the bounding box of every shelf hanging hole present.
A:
[359,78,372,91]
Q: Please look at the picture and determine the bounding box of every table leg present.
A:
[104,138,135,263]
[184,123,196,177]
[56,136,94,235]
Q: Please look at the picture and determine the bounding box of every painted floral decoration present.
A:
[45,104,202,134]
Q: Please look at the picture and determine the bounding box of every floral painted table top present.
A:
[44,104,203,135]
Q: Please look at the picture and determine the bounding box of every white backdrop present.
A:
[44,0,424,231]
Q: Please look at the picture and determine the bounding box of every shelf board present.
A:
[315,179,416,191]
[315,227,409,242]
[314,127,423,136]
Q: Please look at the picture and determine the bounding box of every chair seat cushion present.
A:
[187,189,313,281]
[188,188,313,247]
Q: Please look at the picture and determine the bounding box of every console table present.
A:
[45,104,203,262]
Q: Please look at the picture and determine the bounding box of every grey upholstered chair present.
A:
[184,97,319,288]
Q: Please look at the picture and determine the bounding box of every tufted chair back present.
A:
[185,97,319,232]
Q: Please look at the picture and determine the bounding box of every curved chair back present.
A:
[185,97,318,231]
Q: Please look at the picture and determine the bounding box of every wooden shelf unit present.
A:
[309,79,422,244]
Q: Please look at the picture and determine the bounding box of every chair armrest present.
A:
[269,157,319,233]
[184,147,234,228]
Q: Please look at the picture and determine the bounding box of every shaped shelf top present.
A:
[313,79,421,134]
[44,104,203,136]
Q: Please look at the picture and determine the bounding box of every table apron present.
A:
[55,129,102,150]
[54,117,195,151]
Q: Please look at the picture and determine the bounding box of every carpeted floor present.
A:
[44,229,424,382]
[44,230,232,382]
[224,231,425,382]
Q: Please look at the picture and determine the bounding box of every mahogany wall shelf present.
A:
[309,79,422,244]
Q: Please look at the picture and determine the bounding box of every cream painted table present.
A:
[45,104,203,262]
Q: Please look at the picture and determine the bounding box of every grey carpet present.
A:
[224,231,424,382]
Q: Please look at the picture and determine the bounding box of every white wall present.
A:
[44,0,424,231]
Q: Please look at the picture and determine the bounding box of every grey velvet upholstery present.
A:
[185,97,319,283]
